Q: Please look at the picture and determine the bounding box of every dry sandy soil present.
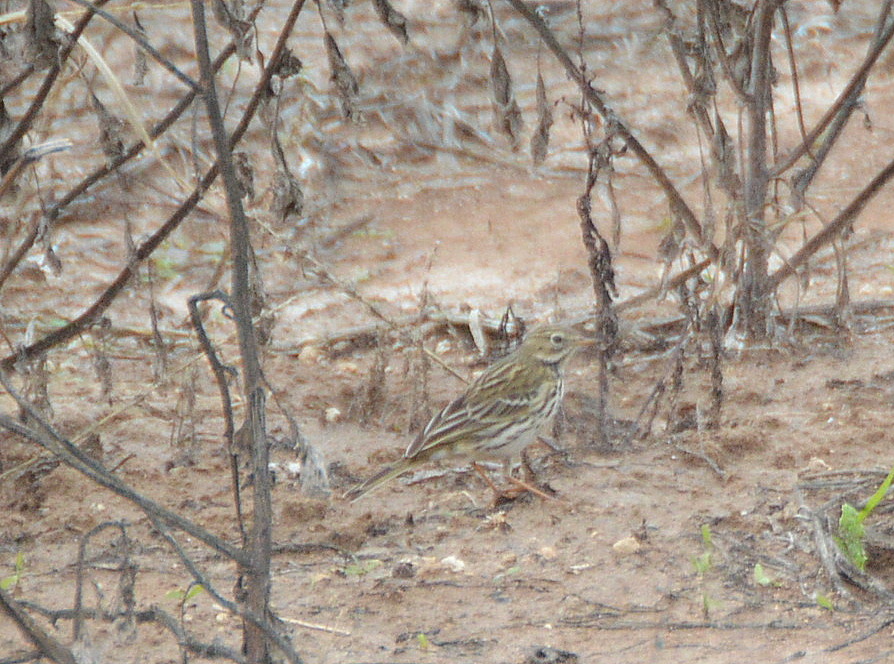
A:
[4,1,894,663]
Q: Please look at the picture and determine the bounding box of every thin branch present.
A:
[145,511,304,664]
[0,374,249,566]
[74,521,133,640]
[778,5,808,149]
[616,258,713,313]
[770,2,894,178]
[0,62,36,98]
[191,1,308,662]
[768,155,894,291]
[789,4,894,200]
[702,0,749,101]
[655,0,741,201]
[0,21,251,294]
[503,0,716,257]
[0,0,300,370]
[0,168,215,370]
[17,602,246,663]
[0,140,72,200]
[65,0,200,91]
[0,587,77,664]
[188,292,246,544]
[0,0,110,165]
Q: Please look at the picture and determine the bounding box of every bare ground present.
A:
[4,1,894,663]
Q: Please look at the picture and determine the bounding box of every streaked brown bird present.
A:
[345,324,592,502]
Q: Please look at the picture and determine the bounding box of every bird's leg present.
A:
[470,462,533,504]
[504,475,559,501]
[471,462,507,495]
[521,447,537,483]
[515,447,559,499]
[499,457,559,503]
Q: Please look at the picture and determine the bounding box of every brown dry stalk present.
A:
[0,0,307,371]
[0,0,111,164]
[768,155,894,292]
[0,586,77,664]
[504,0,715,257]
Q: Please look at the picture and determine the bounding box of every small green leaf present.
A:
[836,503,868,571]
[700,524,713,548]
[753,563,780,587]
[165,584,204,601]
[1,552,25,590]
[701,592,720,615]
[343,560,382,577]
[816,594,834,610]
[858,465,894,523]
[416,633,431,650]
[692,551,712,575]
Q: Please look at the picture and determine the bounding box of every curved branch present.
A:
[771,3,894,179]
[0,0,110,165]
[0,388,249,565]
[503,0,716,256]
[768,156,894,291]
[0,0,301,371]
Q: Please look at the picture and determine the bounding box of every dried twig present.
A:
[0,0,303,371]
[0,587,77,664]
[771,1,894,179]
[0,372,249,565]
[188,291,246,542]
[504,0,715,257]
[768,156,894,292]
[0,0,110,164]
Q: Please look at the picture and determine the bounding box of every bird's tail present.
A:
[343,458,414,502]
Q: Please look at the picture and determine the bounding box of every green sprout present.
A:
[836,465,894,571]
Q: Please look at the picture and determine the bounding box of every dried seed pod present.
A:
[490,44,523,150]
[272,47,303,79]
[324,31,360,119]
[530,71,553,165]
[490,43,512,107]
[371,0,409,44]
[211,0,252,61]
[89,93,126,163]
[270,167,304,221]
[25,0,57,69]
[132,11,148,86]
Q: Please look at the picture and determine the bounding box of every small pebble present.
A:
[612,536,642,556]
[440,555,466,573]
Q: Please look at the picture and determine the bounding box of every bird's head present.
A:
[518,325,594,366]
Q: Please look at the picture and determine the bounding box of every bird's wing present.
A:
[403,366,548,458]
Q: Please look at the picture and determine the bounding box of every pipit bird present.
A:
[345,324,592,502]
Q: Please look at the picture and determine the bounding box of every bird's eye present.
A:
[550,333,564,346]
